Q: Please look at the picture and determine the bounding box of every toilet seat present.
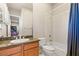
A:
[42,45,55,51]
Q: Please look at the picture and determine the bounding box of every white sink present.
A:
[10,38,30,44]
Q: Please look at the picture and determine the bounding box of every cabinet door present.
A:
[0,45,21,56]
[24,47,39,56]
[24,42,39,50]
[11,52,22,56]
[34,47,39,56]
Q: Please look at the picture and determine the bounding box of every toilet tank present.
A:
[38,37,46,46]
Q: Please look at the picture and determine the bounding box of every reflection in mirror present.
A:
[10,15,19,37]
[0,24,1,28]
[0,24,2,37]
[0,4,33,38]
[0,8,3,37]
[7,3,33,38]
[0,4,10,38]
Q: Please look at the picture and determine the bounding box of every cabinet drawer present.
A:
[24,47,39,56]
[0,45,21,56]
[24,42,39,50]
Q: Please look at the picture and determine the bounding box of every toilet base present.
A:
[42,48,57,56]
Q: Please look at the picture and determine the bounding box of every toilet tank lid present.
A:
[43,45,55,50]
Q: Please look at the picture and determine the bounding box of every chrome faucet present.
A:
[13,36,18,40]
[19,35,21,39]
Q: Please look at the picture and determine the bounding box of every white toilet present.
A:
[39,38,56,56]
[42,45,57,56]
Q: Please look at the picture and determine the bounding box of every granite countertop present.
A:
[0,38,40,48]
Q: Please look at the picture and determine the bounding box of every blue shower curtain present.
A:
[67,3,79,56]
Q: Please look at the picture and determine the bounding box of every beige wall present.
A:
[51,3,70,51]
[33,3,52,44]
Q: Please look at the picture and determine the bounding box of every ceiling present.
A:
[7,3,33,11]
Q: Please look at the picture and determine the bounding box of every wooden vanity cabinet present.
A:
[0,40,39,56]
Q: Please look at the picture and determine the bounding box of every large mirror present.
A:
[7,3,33,37]
[0,3,33,38]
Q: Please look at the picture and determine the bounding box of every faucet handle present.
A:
[19,35,21,39]
[13,36,17,39]
[15,36,18,39]
[23,36,25,39]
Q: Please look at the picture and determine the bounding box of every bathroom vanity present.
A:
[0,38,39,56]
[0,4,38,56]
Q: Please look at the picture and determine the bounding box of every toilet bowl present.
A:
[42,45,57,56]
[38,37,56,56]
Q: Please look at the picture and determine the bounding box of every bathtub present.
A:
[53,42,67,56]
